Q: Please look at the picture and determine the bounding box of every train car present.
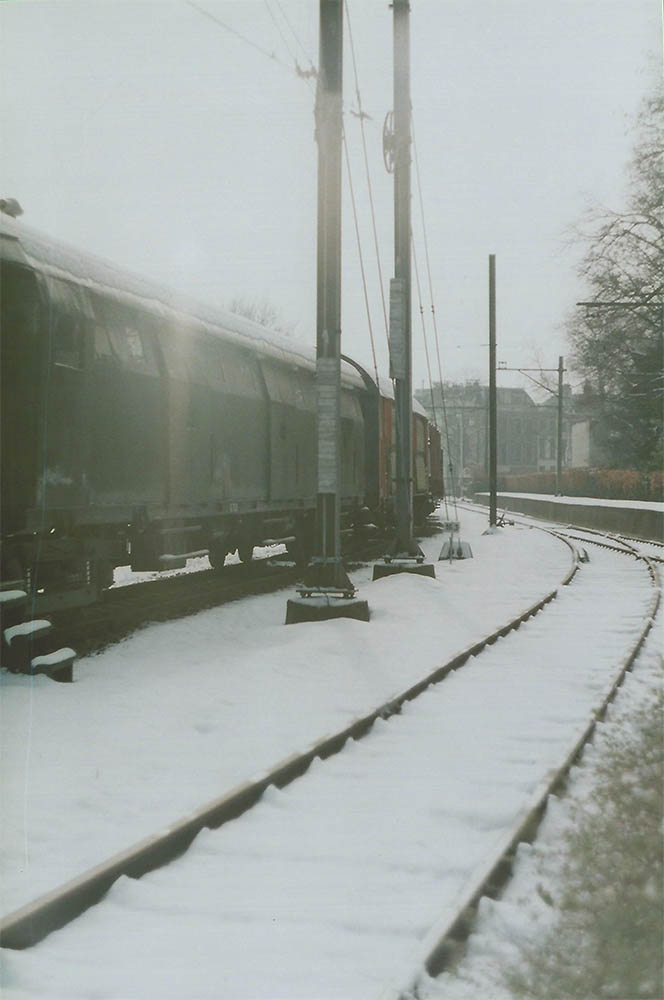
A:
[371,378,437,524]
[1,217,367,613]
[341,367,440,526]
[1,217,442,619]
[427,421,444,502]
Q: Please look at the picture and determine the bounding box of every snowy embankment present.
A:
[490,492,664,512]
[1,508,567,916]
[473,491,664,543]
[422,572,663,1000]
[0,527,653,999]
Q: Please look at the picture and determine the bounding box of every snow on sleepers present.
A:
[0,531,576,950]
[382,547,660,999]
[1,545,653,999]
[0,511,573,919]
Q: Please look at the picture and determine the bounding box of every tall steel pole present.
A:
[556,354,564,496]
[313,0,346,586]
[286,0,369,621]
[391,0,416,555]
[488,254,497,526]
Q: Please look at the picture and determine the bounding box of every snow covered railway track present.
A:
[2,533,657,998]
[382,533,661,999]
[1,536,657,997]
[555,525,664,564]
[0,534,578,954]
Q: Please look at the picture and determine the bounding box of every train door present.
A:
[0,263,42,535]
[34,275,92,518]
[88,293,166,509]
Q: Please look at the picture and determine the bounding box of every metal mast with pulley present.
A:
[374,0,434,580]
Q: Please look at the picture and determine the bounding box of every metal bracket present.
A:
[383,111,395,173]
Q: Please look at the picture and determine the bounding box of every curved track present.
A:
[1,528,577,951]
[383,529,660,999]
[2,519,657,999]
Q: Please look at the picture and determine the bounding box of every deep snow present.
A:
[0,517,653,999]
[1,509,570,917]
[421,579,663,1000]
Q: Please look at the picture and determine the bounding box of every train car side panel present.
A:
[0,261,42,539]
[88,291,167,509]
[260,360,317,504]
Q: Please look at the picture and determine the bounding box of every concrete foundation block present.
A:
[372,562,436,581]
[285,596,370,624]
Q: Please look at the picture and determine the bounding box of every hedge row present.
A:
[470,468,663,502]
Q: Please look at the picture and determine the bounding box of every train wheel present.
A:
[238,542,253,565]
[287,524,314,567]
[208,541,226,571]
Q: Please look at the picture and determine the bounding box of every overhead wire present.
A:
[186,0,293,75]
[273,0,318,77]
[344,0,390,352]
[412,230,449,520]
[264,0,299,64]
[343,129,381,387]
[270,0,384,389]
[411,111,461,510]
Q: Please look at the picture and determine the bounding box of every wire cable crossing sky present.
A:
[1,0,660,390]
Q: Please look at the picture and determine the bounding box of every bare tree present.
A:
[227,295,297,338]
[568,87,663,471]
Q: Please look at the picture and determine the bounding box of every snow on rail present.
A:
[1,533,654,998]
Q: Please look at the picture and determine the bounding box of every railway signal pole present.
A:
[557,355,564,495]
[286,0,368,623]
[374,0,433,580]
[488,254,498,527]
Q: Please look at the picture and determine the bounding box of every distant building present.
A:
[568,385,609,468]
[415,380,573,487]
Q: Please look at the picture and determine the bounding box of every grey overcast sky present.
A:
[1,0,661,393]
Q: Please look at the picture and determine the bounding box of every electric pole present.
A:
[374,0,433,579]
[556,355,564,495]
[391,0,415,556]
[286,0,368,622]
[313,0,344,579]
[488,254,497,527]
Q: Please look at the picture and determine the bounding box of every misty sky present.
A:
[1,0,661,394]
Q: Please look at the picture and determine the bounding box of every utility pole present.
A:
[391,0,414,556]
[286,0,368,623]
[488,254,497,527]
[313,0,344,579]
[374,0,433,579]
[556,355,564,495]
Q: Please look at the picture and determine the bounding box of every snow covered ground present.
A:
[482,492,664,513]
[1,508,570,916]
[0,516,654,998]
[422,579,663,1000]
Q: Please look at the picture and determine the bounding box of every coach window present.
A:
[52,312,85,369]
[94,325,114,360]
[107,324,160,376]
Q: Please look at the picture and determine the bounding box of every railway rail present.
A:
[1,516,657,998]
[383,530,660,999]
[1,524,578,952]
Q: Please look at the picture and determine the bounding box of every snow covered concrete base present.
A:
[285,595,370,624]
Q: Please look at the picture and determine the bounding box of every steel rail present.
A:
[0,535,579,951]
[380,533,660,1000]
